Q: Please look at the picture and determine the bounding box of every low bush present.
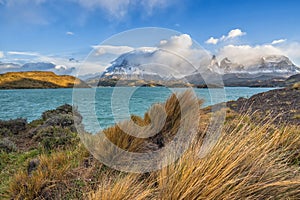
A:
[0,118,27,135]
[33,126,79,151]
[0,138,17,153]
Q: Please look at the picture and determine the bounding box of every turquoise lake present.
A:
[0,87,276,133]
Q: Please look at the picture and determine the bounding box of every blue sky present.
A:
[1,0,300,73]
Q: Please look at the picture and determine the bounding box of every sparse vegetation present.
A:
[0,87,300,199]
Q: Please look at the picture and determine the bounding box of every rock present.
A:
[0,138,17,153]
[0,118,27,135]
[27,158,40,176]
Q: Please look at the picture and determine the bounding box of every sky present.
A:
[0,0,300,74]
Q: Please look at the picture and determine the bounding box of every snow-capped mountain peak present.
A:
[210,55,299,74]
[100,49,299,81]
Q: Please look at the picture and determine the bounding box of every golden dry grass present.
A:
[292,82,300,89]
[0,71,85,88]
[87,173,155,200]
[8,143,92,199]
[153,121,300,199]
[87,117,300,200]
[80,90,201,172]
[86,91,300,200]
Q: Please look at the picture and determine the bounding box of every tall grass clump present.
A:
[81,90,201,167]
[153,118,300,199]
[88,173,155,200]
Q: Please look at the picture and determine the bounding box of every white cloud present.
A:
[7,51,40,56]
[75,0,174,18]
[0,51,4,58]
[218,44,283,66]
[81,34,211,76]
[159,34,193,50]
[77,0,130,18]
[206,28,246,45]
[227,29,246,39]
[92,45,134,56]
[277,42,300,65]
[4,0,46,7]
[216,42,300,66]
[205,37,219,45]
[271,39,287,45]
[1,50,81,75]
[2,0,49,25]
[66,31,74,36]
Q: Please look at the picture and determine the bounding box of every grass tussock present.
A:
[7,143,98,200]
[292,82,300,89]
[9,151,73,199]
[88,174,155,200]
[82,90,201,163]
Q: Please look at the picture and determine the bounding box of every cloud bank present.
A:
[0,50,79,75]
[1,31,300,76]
[218,44,282,66]
[0,0,176,24]
[93,45,134,56]
[79,32,300,75]
[91,34,211,77]
[217,42,300,67]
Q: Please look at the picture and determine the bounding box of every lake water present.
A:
[0,87,276,133]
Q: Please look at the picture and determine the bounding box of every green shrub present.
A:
[33,126,78,151]
[0,127,12,137]
[0,118,27,135]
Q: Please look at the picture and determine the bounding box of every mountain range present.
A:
[84,52,300,87]
[1,52,299,88]
[209,55,299,74]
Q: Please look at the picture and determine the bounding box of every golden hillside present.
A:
[0,71,89,89]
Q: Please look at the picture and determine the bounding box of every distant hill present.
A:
[0,71,89,89]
